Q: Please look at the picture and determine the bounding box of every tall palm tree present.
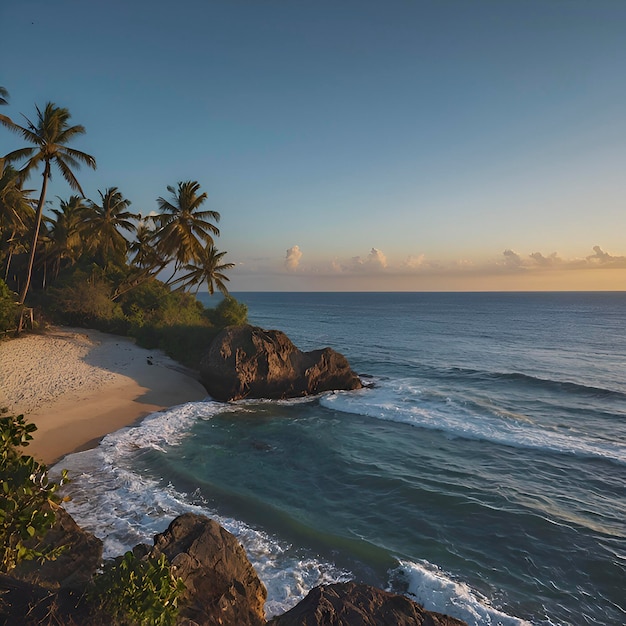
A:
[171,244,234,295]
[153,181,220,280]
[45,195,89,277]
[0,102,96,306]
[84,187,139,266]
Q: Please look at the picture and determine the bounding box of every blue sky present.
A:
[2,0,625,291]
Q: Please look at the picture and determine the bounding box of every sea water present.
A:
[55,292,626,626]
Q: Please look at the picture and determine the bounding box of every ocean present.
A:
[55,292,626,626]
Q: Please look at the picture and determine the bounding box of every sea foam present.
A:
[320,381,626,465]
[55,402,350,618]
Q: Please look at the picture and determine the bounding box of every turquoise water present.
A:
[58,293,626,625]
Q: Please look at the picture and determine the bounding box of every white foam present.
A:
[54,402,351,618]
[321,382,626,465]
[391,559,532,626]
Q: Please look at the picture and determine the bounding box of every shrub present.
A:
[208,295,248,327]
[45,270,122,327]
[0,278,19,332]
[0,413,69,574]
[91,550,185,626]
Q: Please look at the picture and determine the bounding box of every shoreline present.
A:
[0,327,209,465]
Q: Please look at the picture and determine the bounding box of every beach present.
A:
[0,327,208,464]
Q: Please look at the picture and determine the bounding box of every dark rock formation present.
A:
[1,506,103,625]
[11,505,103,589]
[149,512,267,626]
[200,325,363,401]
[269,582,468,626]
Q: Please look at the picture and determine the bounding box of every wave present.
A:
[444,366,626,401]
[54,403,351,619]
[390,560,532,626]
[320,382,626,465]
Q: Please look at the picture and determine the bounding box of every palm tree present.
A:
[0,165,35,282]
[0,102,96,307]
[45,195,89,277]
[171,244,234,295]
[83,187,139,266]
[129,220,162,270]
[153,181,220,280]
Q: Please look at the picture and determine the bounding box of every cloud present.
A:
[529,252,562,268]
[403,254,426,269]
[327,248,388,273]
[501,249,523,268]
[285,245,303,271]
[367,247,387,268]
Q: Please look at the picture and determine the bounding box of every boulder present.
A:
[199,325,362,401]
[269,582,468,626]
[149,512,266,626]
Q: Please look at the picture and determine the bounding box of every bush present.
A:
[208,295,248,327]
[91,550,185,626]
[0,278,19,332]
[45,270,122,327]
[0,413,69,574]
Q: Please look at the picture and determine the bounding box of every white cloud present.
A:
[285,245,303,271]
[403,254,426,269]
[367,247,387,269]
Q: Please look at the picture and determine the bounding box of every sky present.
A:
[2,0,625,291]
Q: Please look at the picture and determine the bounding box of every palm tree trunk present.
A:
[19,161,49,306]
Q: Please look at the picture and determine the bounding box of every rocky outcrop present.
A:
[11,505,103,589]
[199,325,362,401]
[269,582,468,626]
[149,512,267,626]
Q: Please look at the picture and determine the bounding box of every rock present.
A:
[199,325,362,401]
[149,512,266,626]
[11,505,103,590]
[268,582,468,626]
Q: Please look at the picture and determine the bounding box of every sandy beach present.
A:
[0,327,208,464]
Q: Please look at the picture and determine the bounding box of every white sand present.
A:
[0,327,208,464]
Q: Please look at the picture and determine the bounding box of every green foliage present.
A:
[135,323,219,369]
[92,551,185,626]
[0,278,18,332]
[0,413,69,574]
[45,269,123,327]
[209,295,248,327]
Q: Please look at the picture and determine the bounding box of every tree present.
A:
[154,181,220,280]
[171,244,234,295]
[0,165,35,282]
[0,103,96,309]
[45,195,89,277]
[84,187,138,267]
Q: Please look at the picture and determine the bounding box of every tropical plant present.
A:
[153,181,220,279]
[44,195,89,277]
[0,102,96,308]
[0,413,69,574]
[0,165,35,281]
[209,295,248,327]
[0,278,18,331]
[91,550,185,626]
[84,187,139,267]
[171,244,234,295]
